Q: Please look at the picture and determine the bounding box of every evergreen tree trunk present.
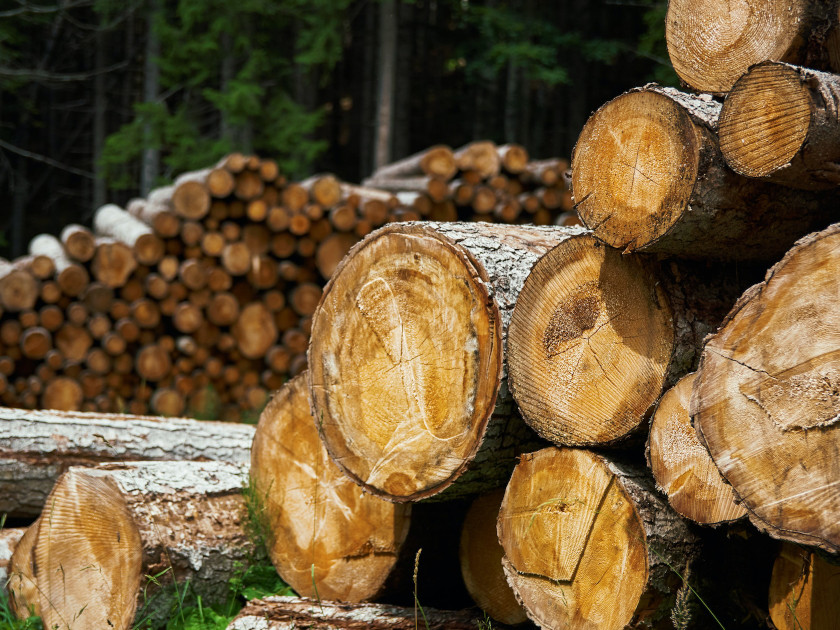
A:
[141,0,161,196]
[93,24,107,208]
[374,0,397,169]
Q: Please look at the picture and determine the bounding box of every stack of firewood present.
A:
[0,143,571,422]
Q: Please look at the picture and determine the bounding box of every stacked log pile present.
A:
[0,144,571,421]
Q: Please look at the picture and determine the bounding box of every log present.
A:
[506,231,742,446]
[665,0,840,95]
[309,222,573,502]
[719,61,840,190]
[233,302,278,359]
[251,373,411,601]
[572,85,838,260]
[0,406,254,515]
[459,489,527,626]
[93,204,165,265]
[6,520,39,617]
[646,373,747,525]
[0,259,38,312]
[692,223,840,554]
[301,174,343,208]
[367,144,457,182]
[228,596,486,630]
[497,144,529,174]
[60,223,96,262]
[91,239,138,287]
[15,461,250,630]
[768,542,840,630]
[316,233,358,280]
[29,233,89,296]
[171,170,212,219]
[135,343,172,382]
[498,447,699,630]
[455,141,501,179]
[0,527,25,587]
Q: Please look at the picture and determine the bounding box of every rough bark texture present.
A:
[20,461,251,630]
[251,373,412,602]
[499,447,699,630]
[507,232,748,447]
[459,490,528,626]
[692,223,840,554]
[309,222,578,502]
[646,373,747,525]
[572,85,838,261]
[93,203,164,264]
[0,406,254,517]
[720,61,840,189]
[228,596,488,629]
[366,145,457,181]
[666,0,840,95]
[768,542,840,630]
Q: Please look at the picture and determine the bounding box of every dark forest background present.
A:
[0,0,676,259]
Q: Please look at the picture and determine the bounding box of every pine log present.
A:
[497,144,529,174]
[719,61,840,190]
[499,447,699,630]
[15,461,250,630]
[91,239,138,287]
[768,542,840,630]
[233,302,278,359]
[301,174,343,208]
[60,223,96,262]
[0,259,38,312]
[222,241,252,276]
[6,519,39,617]
[132,186,183,238]
[665,0,840,95]
[93,203,165,265]
[459,489,528,626]
[0,527,25,588]
[135,343,172,381]
[251,373,411,601]
[368,145,458,182]
[41,376,83,411]
[171,170,213,219]
[506,232,743,446]
[521,158,566,187]
[692,223,840,554]
[572,86,838,260]
[27,233,87,297]
[455,141,501,179]
[228,596,485,630]
[646,373,747,525]
[20,326,51,360]
[316,233,358,279]
[309,222,576,502]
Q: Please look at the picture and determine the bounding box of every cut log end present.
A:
[768,542,840,630]
[251,373,411,602]
[719,62,812,178]
[572,90,699,253]
[648,373,747,525]
[508,233,673,446]
[309,224,501,501]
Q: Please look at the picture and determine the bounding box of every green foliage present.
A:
[637,2,680,86]
[0,590,43,630]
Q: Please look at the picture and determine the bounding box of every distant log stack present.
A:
[7,461,250,630]
[692,224,840,555]
[572,86,837,260]
[0,148,573,420]
[309,222,578,502]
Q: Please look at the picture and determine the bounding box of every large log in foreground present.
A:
[228,596,486,629]
[665,0,840,95]
[251,373,411,601]
[768,542,840,630]
[0,527,25,587]
[572,86,837,260]
[719,61,840,190]
[647,373,746,525]
[309,222,579,502]
[498,447,699,630]
[0,406,254,517]
[10,461,250,630]
[506,232,740,446]
[692,223,840,554]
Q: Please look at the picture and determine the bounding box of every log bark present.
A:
[367,144,457,181]
[15,461,250,630]
[665,0,840,95]
[572,85,838,260]
[455,141,501,179]
[309,222,575,502]
[646,373,747,525]
[228,596,486,630]
[498,447,699,630]
[692,223,840,554]
[0,406,254,517]
[251,373,412,602]
[506,231,744,446]
[768,542,840,630]
[93,203,164,265]
[459,489,528,626]
[719,61,840,190]
[497,144,529,174]
[29,232,90,297]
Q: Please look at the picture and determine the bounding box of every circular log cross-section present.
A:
[498,447,698,630]
[572,86,837,261]
[309,222,576,502]
[692,224,840,554]
[22,461,250,630]
[507,233,673,446]
[647,373,747,525]
[719,61,840,190]
[768,542,840,630]
[251,373,411,601]
[665,0,840,95]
